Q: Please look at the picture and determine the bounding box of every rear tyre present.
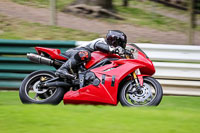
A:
[19,70,66,105]
[119,77,163,106]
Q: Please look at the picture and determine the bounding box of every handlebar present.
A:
[124,49,132,55]
[113,47,133,58]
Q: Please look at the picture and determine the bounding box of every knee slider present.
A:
[74,51,91,62]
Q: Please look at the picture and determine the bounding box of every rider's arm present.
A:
[94,42,114,53]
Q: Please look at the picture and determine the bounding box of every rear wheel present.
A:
[119,77,163,106]
[19,70,66,105]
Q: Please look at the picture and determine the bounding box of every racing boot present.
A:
[55,61,76,79]
[55,68,75,79]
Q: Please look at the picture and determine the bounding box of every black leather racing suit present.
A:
[58,38,113,76]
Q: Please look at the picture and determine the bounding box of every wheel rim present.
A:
[123,80,157,106]
[25,73,57,102]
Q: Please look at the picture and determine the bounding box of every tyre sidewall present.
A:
[19,70,65,105]
[119,76,163,106]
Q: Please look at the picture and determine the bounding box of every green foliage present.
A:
[0,91,200,133]
[0,15,99,41]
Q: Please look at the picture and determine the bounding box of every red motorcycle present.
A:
[19,44,163,106]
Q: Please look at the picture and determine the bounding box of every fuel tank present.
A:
[85,51,121,69]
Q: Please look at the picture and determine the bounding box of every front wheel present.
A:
[19,70,66,105]
[119,77,163,106]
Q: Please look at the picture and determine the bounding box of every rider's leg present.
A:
[56,50,91,79]
[55,58,77,79]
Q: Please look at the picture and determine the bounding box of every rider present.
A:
[55,30,127,79]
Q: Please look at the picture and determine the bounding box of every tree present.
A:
[122,0,129,7]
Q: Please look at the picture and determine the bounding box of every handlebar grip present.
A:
[125,49,132,55]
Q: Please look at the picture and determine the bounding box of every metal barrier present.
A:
[0,39,76,89]
[0,39,200,96]
[134,43,200,96]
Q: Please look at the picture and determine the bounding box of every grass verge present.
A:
[0,14,99,40]
[0,91,200,133]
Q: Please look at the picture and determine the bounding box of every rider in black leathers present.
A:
[55,30,127,79]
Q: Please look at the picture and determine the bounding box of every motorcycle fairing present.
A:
[85,51,121,69]
[63,58,155,105]
[35,47,67,60]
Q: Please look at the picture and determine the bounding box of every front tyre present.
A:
[19,70,65,105]
[119,77,163,106]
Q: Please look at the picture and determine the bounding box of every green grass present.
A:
[0,91,200,133]
[0,14,99,40]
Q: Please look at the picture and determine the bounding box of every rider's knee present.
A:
[74,50,91,62]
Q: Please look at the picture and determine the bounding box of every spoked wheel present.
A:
[119,77,163,106]
[19,70,66,105]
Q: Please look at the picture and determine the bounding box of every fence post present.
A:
[50,0,57,25]
[188,0,195,45]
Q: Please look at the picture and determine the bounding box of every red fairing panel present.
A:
[63,84,116,105]
[85,51,121,69]
[35,47,67,60]
[137,51,155,75]
[63,58,155,105]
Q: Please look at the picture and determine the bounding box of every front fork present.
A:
[133,72,140,88]
[128,70,144,94]
[125,55,143,89]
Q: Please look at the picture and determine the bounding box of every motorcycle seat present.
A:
[59,54,69,60]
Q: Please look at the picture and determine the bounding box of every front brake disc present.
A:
[129,83,152,103]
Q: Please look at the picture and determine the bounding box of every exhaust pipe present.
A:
[27,53,63,67]
[27,53,53,66]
